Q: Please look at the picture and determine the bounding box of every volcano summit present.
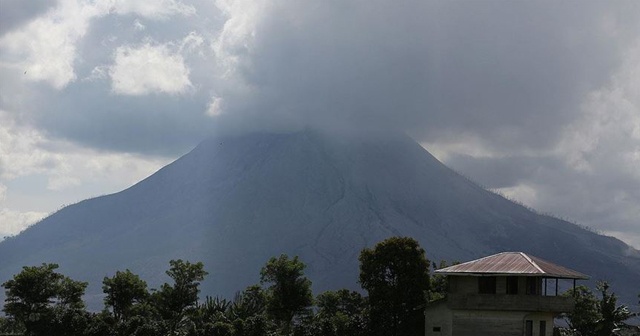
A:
[1,130,638,307]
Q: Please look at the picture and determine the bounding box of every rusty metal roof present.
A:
[435,252,589,279]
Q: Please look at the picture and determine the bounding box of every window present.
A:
[433,327,441,332]
[526,277,539,295]
[525,320,533,336]
[507,276,519,295]
[539,320,546,336]
[478,276,497,294]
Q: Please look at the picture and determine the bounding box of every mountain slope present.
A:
[1,130,638,308]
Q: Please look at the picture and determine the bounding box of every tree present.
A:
[191,296,235,336]
[359,236,430,336]
[563,282,633,336]
[314,289,368,336]
[2,263,88,336]
[562,285,599,336]
[228,285,273,336]
[595,281,632,336]
[153,259,208,334]
[427,260,457,302]
[0,315,25,335]
[260,254,313,333]
[103,269,149,322]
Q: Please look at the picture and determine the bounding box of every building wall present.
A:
[449,276,477,294]
[447,293,574,312]
[451,310,553,336]
[425,301,452,336]
[426,306,554,336]
[426,275,565,336]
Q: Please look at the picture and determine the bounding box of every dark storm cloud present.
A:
[444,155,561,189]
[0,0,56,35]
[213,1,639,153]
[7,1,638,157]
[34,83,215,156]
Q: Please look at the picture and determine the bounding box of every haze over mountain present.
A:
[1,129,638,309]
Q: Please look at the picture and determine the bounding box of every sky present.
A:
[0,0,639,248]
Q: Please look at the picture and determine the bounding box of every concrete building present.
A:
[424,252,588,336]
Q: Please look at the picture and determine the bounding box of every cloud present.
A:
[448,38,640,247]
[0,184,6,202]
[0,0,639,248]
[0,109,170,190]
[206,97,224,117]
[0,209,47,239]
[209,1,640,147]
[0,0,56,36]
[0,0,201,90]
[209,0,640,247]
[133,19,146,31]
[109,40,193,95]
[0,110,61,180]
[0,0,100,89]
[0,108,171,239]
[107,0,196,19]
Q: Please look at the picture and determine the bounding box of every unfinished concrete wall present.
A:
[450,311,553,336]
[425,301,453,336]
[449,276,477,294]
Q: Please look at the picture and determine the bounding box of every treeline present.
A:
[0,236,445,336]
[2,236,637,336]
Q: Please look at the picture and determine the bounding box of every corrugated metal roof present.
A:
[435,252,589,279]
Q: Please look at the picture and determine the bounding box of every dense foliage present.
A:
[2,237,635,336]
[2,263,89,336]
[359,236,431,336]
[260,254,313,334]
[0,236,433,336]
[562,281,635,336]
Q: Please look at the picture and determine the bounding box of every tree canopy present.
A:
[2,263,88,336]
[260,254,313,333]
[562,281,634,336]
[359,236,431,336]
[102,269,149,322]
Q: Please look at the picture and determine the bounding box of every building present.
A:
[424,252,588,336]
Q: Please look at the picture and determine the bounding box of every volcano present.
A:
[1,130,638,308]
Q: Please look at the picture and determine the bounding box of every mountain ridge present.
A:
[1,129,638,309]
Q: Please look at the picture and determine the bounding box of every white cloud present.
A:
[106,0,196,20]
[109,41,193,95]
[0,0,104,89]
[0,209,47,239]
[84,65,109,82]
[0,109,171,239]
[0,184,6,202]
[180,31,204,53]
[47,172,81,191]
[0,110,61,180]
[206,96,224,117]
[212,0,266,75]
[133,19,146,31]
[0,0,198,90]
